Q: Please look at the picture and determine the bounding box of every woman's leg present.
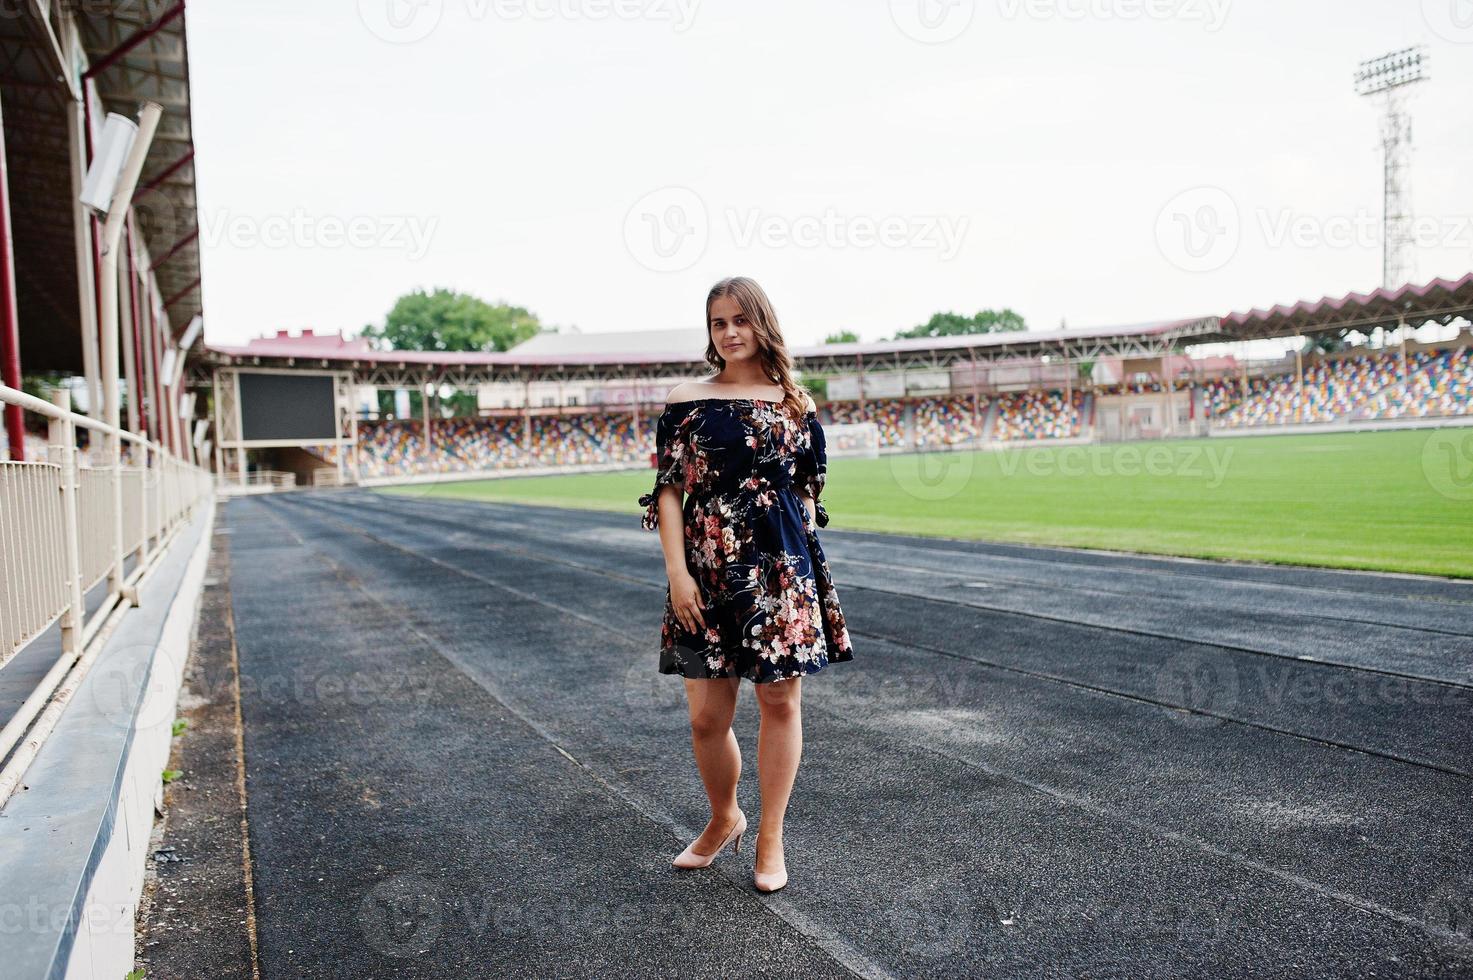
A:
[683,676,743,851]
[754,676,802,875]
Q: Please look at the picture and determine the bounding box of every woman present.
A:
[638,276,855,894]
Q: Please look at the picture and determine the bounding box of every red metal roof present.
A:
[1221,272,1473,336]
[205,317,1212,369]
[202,273,1473,372]
[237,329,375,357]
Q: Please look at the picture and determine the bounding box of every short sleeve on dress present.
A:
[638,403,691,531]
[794,410,830,528]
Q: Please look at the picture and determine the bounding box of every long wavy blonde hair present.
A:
[702,276,809,423]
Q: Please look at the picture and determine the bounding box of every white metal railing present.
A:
[0,462,68,654]
[0,383,213,807]
[219,468,297,494]
[74,465,115,595]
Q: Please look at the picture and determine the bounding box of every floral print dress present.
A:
[638,398,855,683]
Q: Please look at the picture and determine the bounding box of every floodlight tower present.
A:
[1355,46,1428,290]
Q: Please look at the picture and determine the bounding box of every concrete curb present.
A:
[0,499,215,980]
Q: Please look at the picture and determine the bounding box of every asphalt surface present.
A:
[136,531,255,979]
[211,489,1473,978]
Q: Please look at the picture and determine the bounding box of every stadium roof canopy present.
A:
[1212,272,1473,341]
[1,1,203,371]
[197,271,1473,387]
[202,316,1222,386]
[513,326,708,356]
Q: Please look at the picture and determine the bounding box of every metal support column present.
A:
[69,99,102,417]
[1398,315,1408,382]
[47,390,85,655]
[1295,346,1304,423]
[0,93,24,460]
[631,376,640,463]
[122,222,142,436]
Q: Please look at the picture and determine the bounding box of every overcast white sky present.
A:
[187,0,1473,349]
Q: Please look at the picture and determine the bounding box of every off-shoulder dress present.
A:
[638,398,855,683]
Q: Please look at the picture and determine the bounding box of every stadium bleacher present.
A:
[315,413,649,478]
[993,389,1085,442]
[1204,346,1473,428]
[828,398,907,448]
[913,394,986,448]
[305,344,1473,479]
[1357,346,1473,420]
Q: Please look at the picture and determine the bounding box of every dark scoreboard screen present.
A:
[238,373,338,442]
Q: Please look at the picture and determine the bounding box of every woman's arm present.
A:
[649,412,706,634]
[796,391,819,525]
[655,483,688,580]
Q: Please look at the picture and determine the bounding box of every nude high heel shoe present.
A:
[753,840,788,893]
[671,811,746,869]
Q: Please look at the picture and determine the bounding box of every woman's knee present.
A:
[755,678,801,720]
[683,677,737,739]
[688,709,733,740]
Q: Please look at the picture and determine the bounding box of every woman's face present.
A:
[709,295,758,364]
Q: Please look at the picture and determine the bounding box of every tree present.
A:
[892,309,1026,340]
[363,288,544,354]
[824,329,860,344]
[1302,332,1351,355]
[362,288,547,419]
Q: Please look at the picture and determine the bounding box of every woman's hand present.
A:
[668,569,707,635]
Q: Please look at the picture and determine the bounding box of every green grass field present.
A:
[378,428,1473,579]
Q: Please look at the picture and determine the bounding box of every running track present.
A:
[210,490,1473,978]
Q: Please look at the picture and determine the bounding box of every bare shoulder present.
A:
[665,381,701,405]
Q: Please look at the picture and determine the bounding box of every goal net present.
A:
[824,422,881,459]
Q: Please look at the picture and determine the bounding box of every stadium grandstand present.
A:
[0,5,215,979]
[194,275,1473,486]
